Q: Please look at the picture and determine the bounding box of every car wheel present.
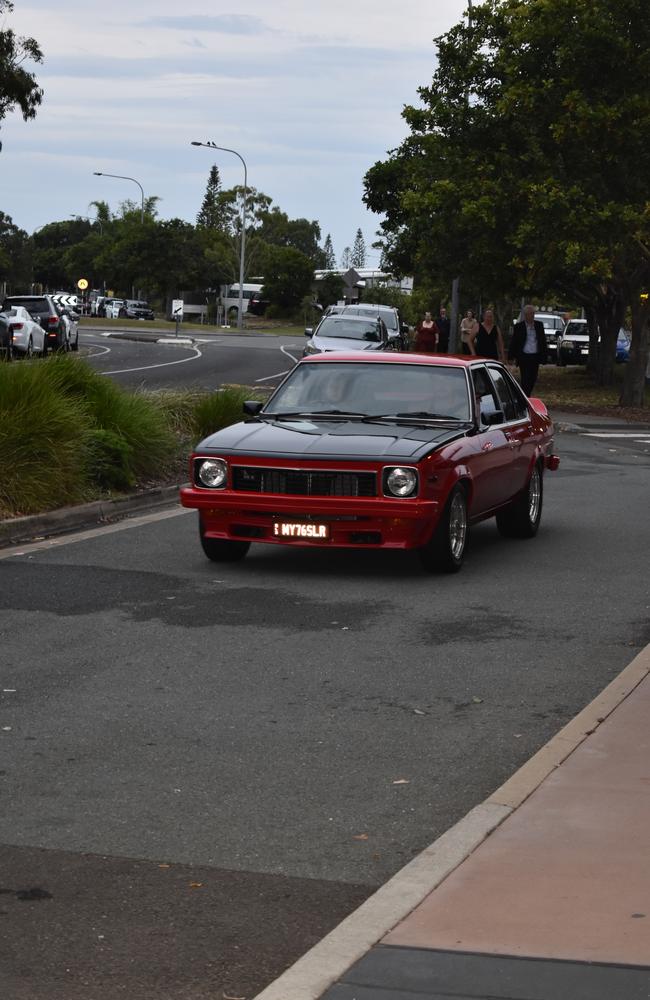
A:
[418,484,468,573]
[199,518,250,562]
[71,333,79,352]
[496,463,543,539]
[24,337,33,359]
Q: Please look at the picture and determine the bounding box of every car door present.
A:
[467,365,517,512]
[487,364,533,494]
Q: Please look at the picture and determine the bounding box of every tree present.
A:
[196,165,230,231]
[0,1,43,137]
[0,211,31,289]
[340,246,352,269]
[323,234,336,270]
[317,271,345,309]
[261,246,314,313]
[351,228,367,268]
[364,0,650,404]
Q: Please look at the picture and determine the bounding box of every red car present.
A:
[180,354,559,572]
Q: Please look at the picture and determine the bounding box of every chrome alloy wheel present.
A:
[448,490,467,560]
[528,466,542,525]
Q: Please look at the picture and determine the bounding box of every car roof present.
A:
[302,352,483,367]
[318,313,384,324]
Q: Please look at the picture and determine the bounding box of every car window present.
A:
[315,318,383,341]
[471,366,500,423]
[487,365,527,420]
[266,362,471,419]
[3,297,51,316]
[347,307,398,331]
[564,321,587,336]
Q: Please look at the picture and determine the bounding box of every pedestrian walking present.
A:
[414,311,439,353]
[459,309,478,355]
[474,308,506,362]
[508,304,548,396]
[436,306,451,353]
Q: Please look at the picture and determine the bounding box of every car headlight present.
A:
[384,467,418,498]
[196,458,228,488]
[304,343,320,355]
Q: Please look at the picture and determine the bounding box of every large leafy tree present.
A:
[0,1,43,140]
[365,0,650,404]
[261,246,314,312]
[0,210,31,288]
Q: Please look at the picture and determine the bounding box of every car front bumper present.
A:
[179,486,442,550]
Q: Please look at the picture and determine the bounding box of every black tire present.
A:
[496,463,543,539]
[71,333,79,352]
[24,337,33,360]
[199,518,250,562]
[418,484,468,573]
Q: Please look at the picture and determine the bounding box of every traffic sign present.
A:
[77,278,89,290]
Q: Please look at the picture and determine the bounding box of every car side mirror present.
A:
[304,328,313,337]
[484,409,505,425]
[243,400,264,416]
[401,322,409,333]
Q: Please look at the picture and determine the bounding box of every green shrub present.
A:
[0,361,90,515]
[82,429,136,491]
[190,386,265,443]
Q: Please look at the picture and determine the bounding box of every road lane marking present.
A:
[101,346,203,376]
[582,431,650,437]
[254,343,301,382]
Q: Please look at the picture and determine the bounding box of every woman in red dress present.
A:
[414,312,439,353]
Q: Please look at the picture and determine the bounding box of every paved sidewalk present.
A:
[255,646,650,1000]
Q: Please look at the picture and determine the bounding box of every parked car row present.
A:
[0,294,79,358]
[92,296,155,319]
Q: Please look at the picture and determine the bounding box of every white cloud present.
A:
[2,0,471,255]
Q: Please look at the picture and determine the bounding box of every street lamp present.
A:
[191,140,248,329]
[93,171,144,224]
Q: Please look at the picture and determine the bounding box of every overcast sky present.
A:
[2,0,469,265]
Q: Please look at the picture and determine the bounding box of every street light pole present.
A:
[191,140,248,329]
[93,172,144,223]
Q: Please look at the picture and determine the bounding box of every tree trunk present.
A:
[594,291,625,386]
[619,299,650,407]
[585,305,599,378]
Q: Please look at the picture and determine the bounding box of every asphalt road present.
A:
[1,348,650,997]
[79,328,304,392]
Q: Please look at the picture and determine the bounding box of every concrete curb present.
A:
[0,484,183,548]
[253,643,650,1000]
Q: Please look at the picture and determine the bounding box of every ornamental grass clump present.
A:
[0,360,90,515]
[0,356,178,516]
[190,385,267,443]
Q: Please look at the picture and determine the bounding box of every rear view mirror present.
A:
[304,328,313,337]
[243,400,263,416]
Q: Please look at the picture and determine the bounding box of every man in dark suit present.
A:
[508,304,548,396]
[436,306,451,353]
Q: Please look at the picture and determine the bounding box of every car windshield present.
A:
[3,298,50,316]
[264,362,471,420]
[347,308,398,331]
[315,318,382,341]
[565,322,587,336]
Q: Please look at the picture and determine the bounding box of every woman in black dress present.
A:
[474,308,506,362]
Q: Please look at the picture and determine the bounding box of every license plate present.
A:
[273,521,330,541]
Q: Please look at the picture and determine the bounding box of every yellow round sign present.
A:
[77,278,89,290]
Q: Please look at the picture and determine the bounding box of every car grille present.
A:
[232,466,377,497]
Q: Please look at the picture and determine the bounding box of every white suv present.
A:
[534,312,565,359]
